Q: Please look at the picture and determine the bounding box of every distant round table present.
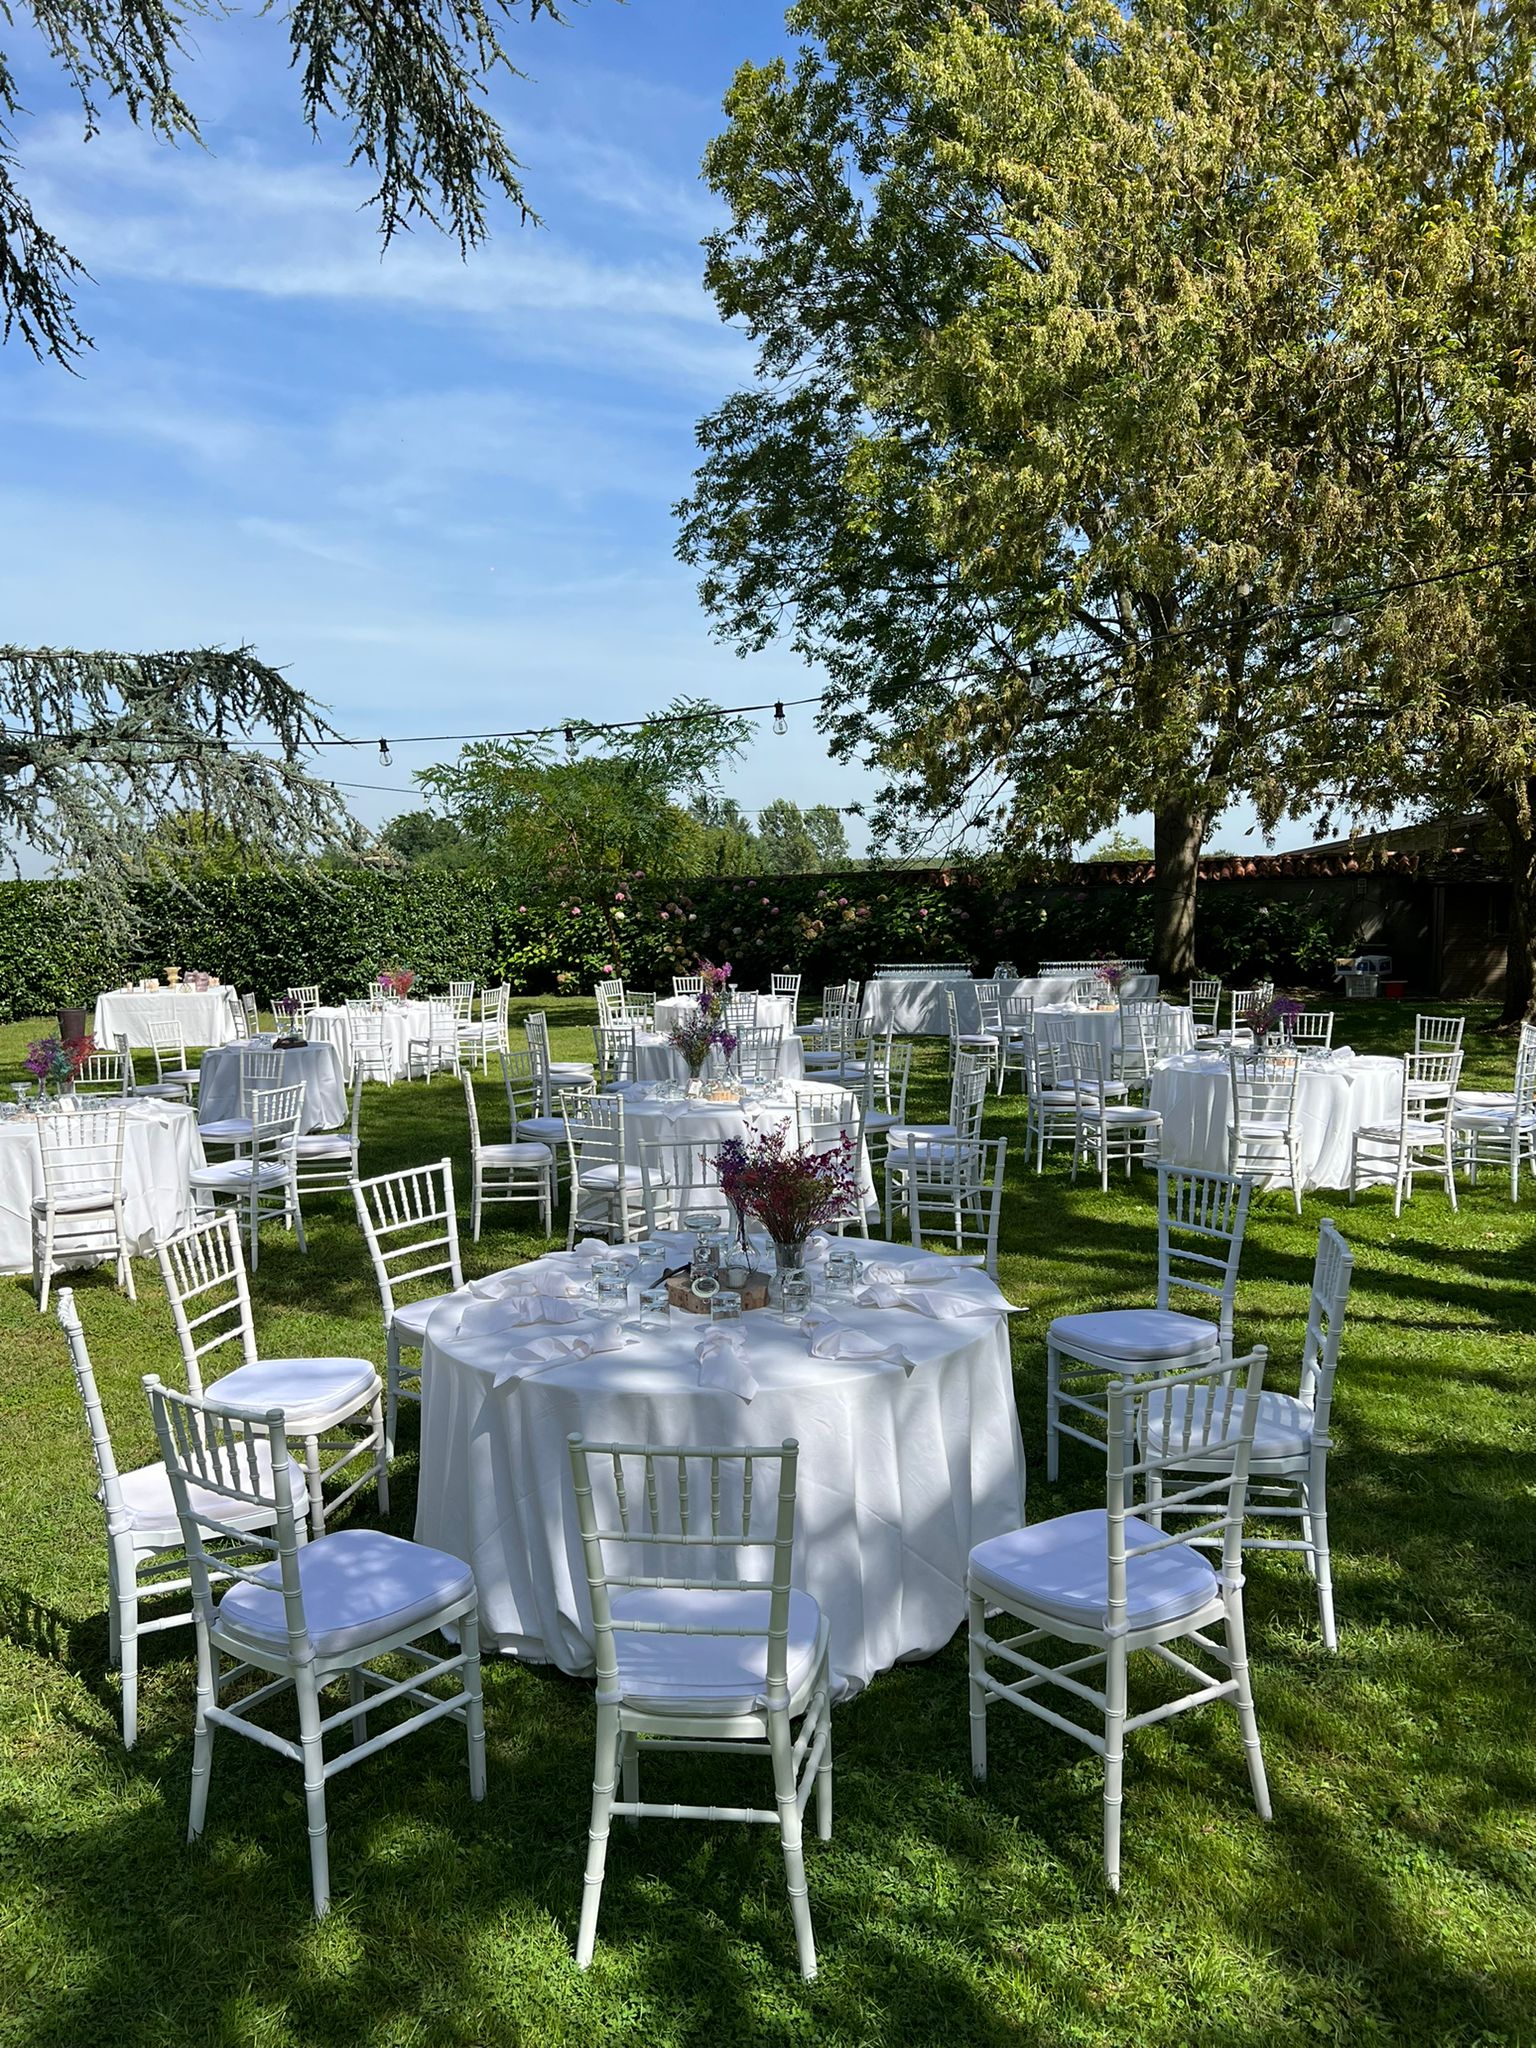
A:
[1149,1049,1404,1190]
[93,987,238,1049]
[1034,1004,1194,1066]
[196,1037,347,1133]
[308,1001,434,1081]
[625,1029,805,1087]
[413,1235,1027,1695]
[654,994,797,1039]
[0,1099,205,1275]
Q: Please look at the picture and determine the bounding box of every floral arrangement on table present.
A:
[714,1126,858,1273]
[1092,957,1125,1000]
[25,1034,96,1092]
[272,995,308,1048]
[1240,993,1303,1041]
[668,957,738,1083]
[375,967,416,999]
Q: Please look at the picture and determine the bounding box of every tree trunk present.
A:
[1151,801,1205,983]
[1496,791,1536,1024]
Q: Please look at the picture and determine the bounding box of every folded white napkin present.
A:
[857,1255,978,1287]
[466,1266,585,1303]
[803,1310,906,1366]
[853,1282,999,1321]
[458,1292,586,1337]
[695,1326,758,1402]
[491,1320,626,1389]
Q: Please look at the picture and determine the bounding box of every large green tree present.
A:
[677,0,1404,977]
[3,0,572,363]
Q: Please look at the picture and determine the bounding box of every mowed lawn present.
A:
[0,998,1532,2048]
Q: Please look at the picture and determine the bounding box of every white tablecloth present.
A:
[1034,1004,1194,1066]
[1149,1050,1404,1190]
[605,1080,875,1225]
[197,1038,347,1133]
[654,994,797,1038]
[625,1030,805,1087]
[308,1001,434,1081]
[93,987,238,1049]
[0,1100,206,1275]
[413,1236,1027,1694]
[860,974,1161,1035]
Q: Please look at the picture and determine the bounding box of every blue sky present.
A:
[1,0,1304,860]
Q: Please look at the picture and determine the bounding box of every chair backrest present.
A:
[1402,1048,1462,1131]
[238,1045,285,1111]
[499,1048,543,1135]
[353,1158,464,1319]
[596,978,626,1003]
[725,991,759,1027]
[1190,976,1223,1010]
[1110,1348,1269,1595]
[146,1019,191,1079]
[74,1048,128,1095]
[672,976,704,998]
[1228,1048,1301,1138]
[1155,1165,1253,1346]
[1285,1010,1335,1049]
[240,993,260,1035]
[637,1136,723,1232]
[563,1093,626,1173]
[949,1052,992,1135]
[770,972,801,1001]
[285,985,320,1010]
[1230,983,1275,1032]
[568,1434,803,1707]
[793,1086,861,1154]
[56,1288,127,1529]
[249,1083,305,1167]
[223,987,249,1042]
[622,991,657,1026]
[818,983,844,1019]
[1067,1036,1114,1101]
[144,1377,303,1649]
[39,1110,127,1209]
[461,1067,492,1156]
[1413,1013,1464,1052]
[974,981,1004,1033]
[1003,994,1034,1031]
[155,1211,260,1389]
[593,1021,638,1087]
[734,1024,783,1083]
[1296,1220,1354,1433]
[524,1012,553,1069]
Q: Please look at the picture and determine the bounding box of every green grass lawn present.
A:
[1,998,1532,2046]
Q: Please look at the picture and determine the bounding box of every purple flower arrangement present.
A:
[668,957,738,1076]
[25,1034,95,1086]
[1241,994,1303,1038]
[714,1126,857,1249]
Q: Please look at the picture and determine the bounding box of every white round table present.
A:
[197,1038,347,1133]
[626,1029,805,1087]
[413,1236,1027,1695]
[1149,1049,1404,1190]
[0,1100,206,1275]
[859,975,1162,1035]
[1034,1003,1194,1067]
[654,993,797,1039]
[604,1080,875,1226]
[93,987,238,1049]
[308,1001,434,1081]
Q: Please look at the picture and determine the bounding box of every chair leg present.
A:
[1102,1637,1128,1891]
[118,1589,140,1747]
[296,1670,332,1916]
[967,1590,989,1779]
[575,1705,620,1968]
[769,1704,817,1980]
[1226,1592,1271,1821]
[621,1731,639,1825]
[188,1622,216,1841]
[302,1430,326,1541]
[370,1388,389,1517]
[347,1665,370,1749]
[385,1326,401,1465]
[461,1607,487,1800]
[1306,1470,1338,1652]
[1046,1346,1060,1483]
[814,1681,833,1842]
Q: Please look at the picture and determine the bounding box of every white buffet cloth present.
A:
[413,1235,1027,1695]
[600,1078,876,1225]
[308,1000,435,1081]
[624,1028,805,1087]
[0,1100,206,1274]
[1034,1003,1194,1065]
[93,986,237,1049]
[196,1037,347,1133]
[860,974,1161,1035]
[1150,1048,1404,1190]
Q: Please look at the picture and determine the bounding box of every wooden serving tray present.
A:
[663,1264,772,1315]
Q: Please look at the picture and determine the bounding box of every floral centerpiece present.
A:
[1240,993,1303,1042]
[25,1033,95,1095]
[668,957,737,1089]
[376,968,416,1000]
[1091,957,1124,1004]
[272,995,307,1048]
[715,1127,859,1282]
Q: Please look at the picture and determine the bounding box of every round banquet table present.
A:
[93,986,238,1049]
[413,1235,1028,1695]
[859,974,1161,1036]
[625,1029,805,1087]
[600,1079,875,1227]
[1149,1048,1404,1190]
[0,1099,206,1275]
[196,1037,347,1133]
[653,993,797,1040]
[308,1001,434,1081]
[1034,1003,1194,1066]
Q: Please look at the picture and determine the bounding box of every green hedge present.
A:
[0,868,1354,1021]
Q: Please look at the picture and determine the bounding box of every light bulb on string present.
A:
[378,739,393,767]
[564,726,577,755]
[772,701,788,735]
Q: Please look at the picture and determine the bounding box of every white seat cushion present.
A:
[190,1160,289,1192]
[579,1162,644,1190]
[132,1082,187,1100]
[481,1140,554,1165]
[112,1449,309,1550]
[887,1122,956,1145]
[208,1355,380,1427]
[516,1117,568,1143]
[31,1191,117,1216]
[390,1292,456,1341]
[1141,1385,1315,1466]
[1453,1090,1515,1112]
[198,1117,252,1142]
[294,1134,354,1158]
[608,1585,824,1714]
[1048,1307,1221,1363]
[217,1527,474,1659]
[1088,1105,1161,1126]
[1238,1121,1293,1140]
[549,1062,595,1081]
[955,1032,998,1048]
[969,1510,1217,1633]
[1357,1120,1441,1144]
[886,1141,961,1165]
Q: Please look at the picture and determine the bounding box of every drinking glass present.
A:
[710,1290,743,1324]
[824,1251,859,1300]
[593,1268,628,1316]
[638,1283,671,1332]
[779,1271,813,1326]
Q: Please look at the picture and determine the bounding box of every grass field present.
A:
[1,998,1532,2047]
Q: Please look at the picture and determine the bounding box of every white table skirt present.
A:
[626,1030,805,1087]
[308,1001,435,1080]
[860,974,1161,1035]
[94,988,238,1049]
[1034,1004,1194,1066]
[0,1101,206,1275]
[605,1080,875,1225]
[1149,1050,1404,1190]
[413,1238,1027,1695]
[197,1038,347,1133]
[654,994,797,1039]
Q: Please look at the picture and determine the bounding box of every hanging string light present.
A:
[772,701,788,734]
[378,739,392,767]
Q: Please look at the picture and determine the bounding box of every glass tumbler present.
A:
[710,1290,743,1324]
[779,1271,813,1326]
[824,1251,858,1300]
[638,1283,670,1333]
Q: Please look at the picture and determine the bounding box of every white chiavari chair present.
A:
[1414,1013,1465,1053]
[293,1059,365,1196]
[593,1020,639,1088]
[1022,1033,1081,1173]
[968,1347,1272,1889]
[1349,1048,1462,1215]
[561,1095,645,1249]
[525,1010,596,1115]
[353,1159,465,1459]
[461,1068,554,1239]
[567,1433,832,1978]
[1452,1025,1536,1201]
[137,1019,200,1102]
[1189,976,1223,1039]
[997,996,1034,1093]
[189,1082,307,1270]
[1069,1038,1161,1193]
[671,975,703,998]
[1227,1049,1303,1213]
[285,984,321,1013]
[199,1044,285,1155]
[74,1046,129,1096]
[405,1001,461,1081]
[33,1107,134,1312]
[145,1375,483,1916]
[945,986,998,1079]
[770,971,802,1011]
[155,1210,386,1536]
[1283,1011,1335,1050]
